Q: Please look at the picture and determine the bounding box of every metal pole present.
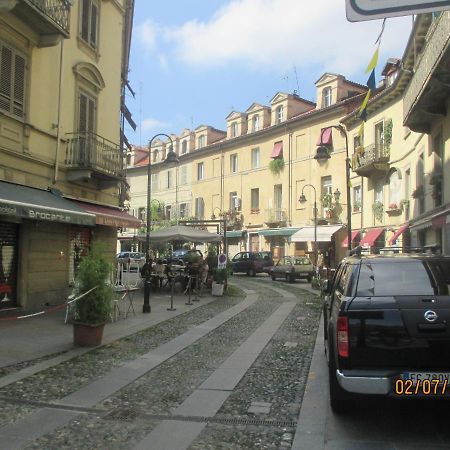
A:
[167,273,176,311]
[143,133,173,314]
[336,125,352,254]
[301,184,317,265]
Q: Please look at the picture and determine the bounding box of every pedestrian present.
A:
[201,258,209,286]
[154,259,165,288]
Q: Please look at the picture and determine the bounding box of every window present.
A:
[197,162,204,180]
[432,132,443,207]
[375,121,385,153]
[274,184,283,218]
[165,205,171,220]
[181,140,188,154]
[195,197,204,219]
[276,105,283,124]
[321,176,332,216]
[80,0,99,49]
[251,148,260,169]
[322,87,332,108]
[417,152,425,214]
[353,134,362,151]
[138,207,146,222]
[253,115,260,132]
[167,170,173,189]
[251,188,259,211]
[78,90,96,133]
[180,165,187,185]
[353,185,361,212]
[230,191,239,211]
[198,135,205,148]
[0,41,26,118]
[230,154,238,173]
[405,168,411,221]
[151,173,158,191]
[152,150,158,163]
[231,122,238,137]
[374,180,383,204]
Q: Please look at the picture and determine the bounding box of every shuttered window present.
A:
[78,91,96,133]
[0,42,26,118]
[80,0,99,49]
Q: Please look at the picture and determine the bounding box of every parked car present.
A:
[116,252,146,270]
[231,251,272,276]
[259,251,274,273]
[323,253,450,414]
[268,256,314,283]
[171,249,203,262]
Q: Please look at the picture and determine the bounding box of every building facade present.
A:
[0,0,139,310]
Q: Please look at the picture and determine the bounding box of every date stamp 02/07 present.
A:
[395,379,448,396]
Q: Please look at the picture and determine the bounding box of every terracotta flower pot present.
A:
[73,322,105,347]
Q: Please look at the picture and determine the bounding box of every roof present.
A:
[344,254,450,264]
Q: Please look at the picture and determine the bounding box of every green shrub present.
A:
[269,157,285,175]
[213,268,227,284]
[73,243,113,325]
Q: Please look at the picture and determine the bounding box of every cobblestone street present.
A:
[0,278,320,450]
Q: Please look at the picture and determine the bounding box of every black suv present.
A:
[323,253,450,413]
[231,251,273,276]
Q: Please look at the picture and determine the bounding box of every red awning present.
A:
[342,230,360,247]
[388,225,409,245]
[360,227,385,247]
[316,127,333,146]
[270,141,283,158]
[73,201,141,229]
[432,215,447,229]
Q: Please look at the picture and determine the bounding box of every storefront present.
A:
[0,181,96,310]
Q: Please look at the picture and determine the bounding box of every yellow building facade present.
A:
[0,0,138,310]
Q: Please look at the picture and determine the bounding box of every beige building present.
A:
[0,0,139,310]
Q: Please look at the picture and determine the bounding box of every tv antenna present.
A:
[293,64,300,95]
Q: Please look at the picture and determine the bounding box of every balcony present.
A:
[0,0,71,45]
[65,132,124,189]
[404,12,450,133]
[264,208,287,227]
[351,144,390,177]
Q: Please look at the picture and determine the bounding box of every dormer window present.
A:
[231,122,238,137]
[322,87,332,108]
[387,70,398,87]
[153,150,158,162]
[276,105,283,124]
[198,135,205,148]
[253,115,260,132]
[181,140,187,154]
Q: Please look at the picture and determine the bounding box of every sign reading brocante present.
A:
[346,0,450,21]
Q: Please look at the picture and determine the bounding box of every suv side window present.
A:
[336,263,356,296]
[232,253,241,261]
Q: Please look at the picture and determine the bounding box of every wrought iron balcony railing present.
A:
[28,0,70,32]
[65,132,124,179]
[352,143,390,177]
[264,208,287,225]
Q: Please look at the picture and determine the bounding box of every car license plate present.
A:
[403,372,450,383]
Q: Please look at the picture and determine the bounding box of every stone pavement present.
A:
[0,278,327,449]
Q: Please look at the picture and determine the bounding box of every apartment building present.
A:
[125,75,367,264]
[0,0,138,310]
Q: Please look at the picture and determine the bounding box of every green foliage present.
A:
[269,157,285,175]
[213,268,227,284]
[223,284,245,297]
[73,243,113,325]
[372,201,384,222]
[206,245,218,270]
[321,193,333,209]
[384,119,393,150]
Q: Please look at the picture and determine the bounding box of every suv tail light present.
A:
[337,316,349,358]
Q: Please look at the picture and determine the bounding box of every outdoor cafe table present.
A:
[114,285,139,319]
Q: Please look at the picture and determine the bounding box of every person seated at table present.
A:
[154,259,165,288]
[140,258,153,279]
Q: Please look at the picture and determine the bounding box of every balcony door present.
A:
[78,91,97,165]
[274,184,282,220]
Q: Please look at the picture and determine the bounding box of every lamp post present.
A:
[163,145,179,223]
[143,133,178,314]
[315,125,352,254]
[299,184,317,265]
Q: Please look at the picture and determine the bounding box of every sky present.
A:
[125,0,414,147]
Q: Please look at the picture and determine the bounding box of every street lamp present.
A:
[315,125,352,254]
[143,133,178,314]
[299,184,317,265]
[211,207,222,220]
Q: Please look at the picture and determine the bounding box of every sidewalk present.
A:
[0,288,215,370]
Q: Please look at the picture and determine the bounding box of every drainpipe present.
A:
[53,39,64,184]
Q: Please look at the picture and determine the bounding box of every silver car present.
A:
[268,256,314,283]
[116,252,146,271]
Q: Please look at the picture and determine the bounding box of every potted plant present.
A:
[72,243,114,347]
[212,268,227,296]
[412,185,424,199]
[353,200,361,212]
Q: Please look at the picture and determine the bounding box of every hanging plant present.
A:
[384,118,393,150]
[269,157,285,175]
[412,185,424,199]
[372,201,384,222]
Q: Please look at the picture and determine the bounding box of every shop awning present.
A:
[73,201,141,228]
[0,181,96,226]
[258,227,300,237]
[360,227,385,247]
[388,225,409,245]
[226,230,244,238]
[342,230,360,247]
[291,225,342,242]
